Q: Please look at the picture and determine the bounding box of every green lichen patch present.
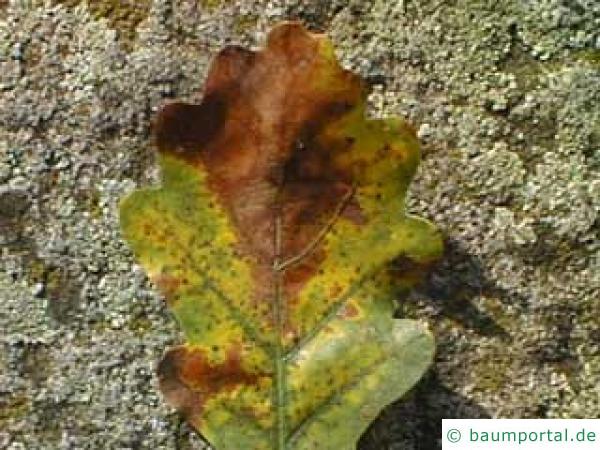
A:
[0,188,30,247]
[198,0,232,11]
[233,12,259,33]
[53,0,151,49]
[471,345,512,392]
[0,395,30,425]
[73,187,103,219]
[576,49,600,66]
[24,256,82,320]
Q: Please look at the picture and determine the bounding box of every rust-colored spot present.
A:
[142,222,153,236]
[341,302,360,319]
[153,273,181,305]
[329,284,343,298]
[340,198,367,225]
[157,345,266,421]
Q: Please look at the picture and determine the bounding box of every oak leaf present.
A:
[119,22,443,450]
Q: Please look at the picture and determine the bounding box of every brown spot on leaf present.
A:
[376,143,393,160]
[329,284,343,298]
[340,198,367,225]
[152,273,181,305]
[341,302,360,319]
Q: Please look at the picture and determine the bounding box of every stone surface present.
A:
[0,0,598,449]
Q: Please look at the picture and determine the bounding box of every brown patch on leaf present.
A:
[154,96,227,156]
[153,22,367,307]
[158,345,266,421]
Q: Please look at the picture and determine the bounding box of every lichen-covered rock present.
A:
[0,0,598,449]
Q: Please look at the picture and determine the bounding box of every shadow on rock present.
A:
[410,238,527,340]
[359,371,490,450]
